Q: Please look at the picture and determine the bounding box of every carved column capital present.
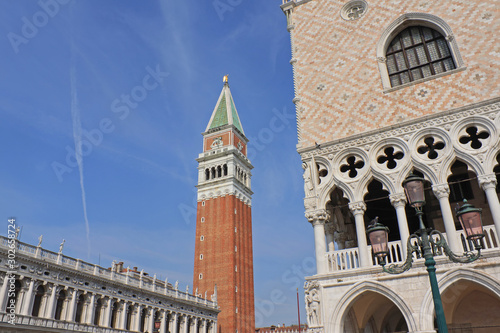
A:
[305,210,330,225]
[389,193,407,208]
[348,201,366,215]
[478,174,497,190]
[432,183,450,199]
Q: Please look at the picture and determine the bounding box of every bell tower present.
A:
[193,76,255,333]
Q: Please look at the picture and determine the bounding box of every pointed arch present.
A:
[377,12,465,91]
[420,267,500,331]
[328,280,417,332]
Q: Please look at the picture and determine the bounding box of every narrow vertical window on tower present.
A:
[386,26,455,87]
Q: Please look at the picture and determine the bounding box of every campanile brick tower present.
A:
[193,76,255,333]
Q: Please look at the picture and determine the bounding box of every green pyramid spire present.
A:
[206,77,245,135]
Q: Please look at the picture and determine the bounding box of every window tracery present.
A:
[386,26,455,87]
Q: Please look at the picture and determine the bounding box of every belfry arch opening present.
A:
[342,291,409,333]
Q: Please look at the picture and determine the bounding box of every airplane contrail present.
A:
[70,43,91,259]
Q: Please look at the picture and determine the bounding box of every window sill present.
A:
[383,66,467,94]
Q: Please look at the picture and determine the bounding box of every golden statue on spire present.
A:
[223,75,229,84]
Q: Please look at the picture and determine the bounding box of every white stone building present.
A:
[280,0,500,332]
[0,236,218,332]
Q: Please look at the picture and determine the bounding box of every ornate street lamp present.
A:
[366,173,485,333]
[456,199,484,248]
[366,218,390,263]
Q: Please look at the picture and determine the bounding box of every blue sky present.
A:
[0,0,314,327]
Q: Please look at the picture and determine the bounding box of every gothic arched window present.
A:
[386,26,455,87]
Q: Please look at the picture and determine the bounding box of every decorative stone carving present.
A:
[210,137,223,149]
[308,328,324,333]
[478,174,498,190]
[340,0,368,21]
[389,193,407,208]
[303,161,318,197]
[377,57,387,63]
[304,280,321,327]
[348,202,366,215]
[432,184,450,199]
[304,197,317,211]
[58,239,65,253]
[305,210,330,225]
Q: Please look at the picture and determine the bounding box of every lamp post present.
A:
[366,173,485,333]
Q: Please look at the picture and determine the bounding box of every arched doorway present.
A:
[442,280,500,332]
[342,291,409,333]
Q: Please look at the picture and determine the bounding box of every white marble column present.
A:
[21,278,35,315]
[202,318,208,333]
[67,289,78,322]
[86,293,95,325]
[172,312,179,333]
[160,310,168,333]
[0,275,10,312]
[148,308,155,333]
[306,210,330,274]
[432,184,461,252]
[479,174,500,241]
[390,193,410,258]
[183,315,189,333]
[46,284,58,319]
[120,301,128,329]
[134,305,143,332]
[103,298,113,328]
[349,202,370,267]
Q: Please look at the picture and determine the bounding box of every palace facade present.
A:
[0,236,218,332]
[281,0,500,332]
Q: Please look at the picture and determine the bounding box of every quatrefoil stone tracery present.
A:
[459,126,490,149]
[340,156,365,178]
[377,147,404,169]
[417,137,445,160]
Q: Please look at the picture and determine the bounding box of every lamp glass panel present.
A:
[459,211,483,240]
[404,180,425,207]
[369,229,388,257]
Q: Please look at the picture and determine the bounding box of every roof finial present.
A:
[223,74,229,84]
